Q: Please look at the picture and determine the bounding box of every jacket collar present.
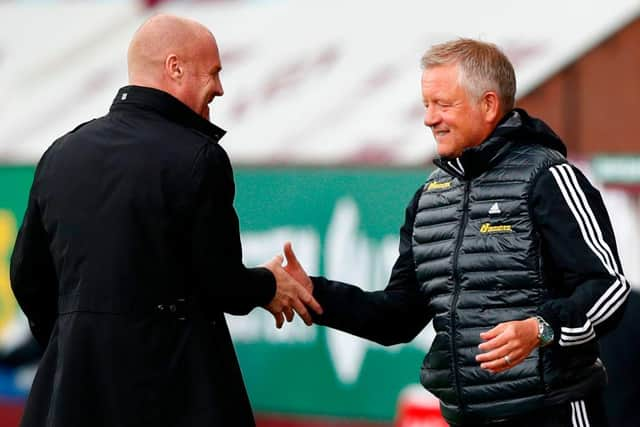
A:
[433,109,529,179]
[109,85,226,142]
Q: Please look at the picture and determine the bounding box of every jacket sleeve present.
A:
[10,167,58,347]
[311,187,433,346]
[532,163,630,348]
[190,143,275,316]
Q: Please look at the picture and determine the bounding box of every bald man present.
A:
[10,14,320,427]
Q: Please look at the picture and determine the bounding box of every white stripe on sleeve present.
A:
[549,164,629,347]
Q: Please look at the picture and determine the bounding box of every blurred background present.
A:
[0,0,639,426]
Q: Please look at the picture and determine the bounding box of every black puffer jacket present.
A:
[312,109,629,425]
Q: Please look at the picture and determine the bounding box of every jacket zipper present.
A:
[450,180,470,409]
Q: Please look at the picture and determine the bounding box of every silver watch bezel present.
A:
[535,315,554,347]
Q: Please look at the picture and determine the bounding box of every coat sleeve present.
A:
[311,187,433,346]
[189,143,275,316]
[532,163,630,349]
[10,165,58,347]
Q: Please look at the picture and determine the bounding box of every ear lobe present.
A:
[483,91,500,123]
[165,54,182,81]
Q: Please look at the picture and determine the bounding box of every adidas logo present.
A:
[488,202,501,215]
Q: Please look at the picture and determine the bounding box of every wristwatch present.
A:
[535,316,554,347]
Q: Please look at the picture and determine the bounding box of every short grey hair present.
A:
[421,38,516,111]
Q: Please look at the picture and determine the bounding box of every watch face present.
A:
[538,317,554,347]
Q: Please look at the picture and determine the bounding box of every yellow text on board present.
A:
[0,210,18,331]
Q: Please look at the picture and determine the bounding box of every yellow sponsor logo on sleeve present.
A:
[427,181,452,191]
[480,222,512,234]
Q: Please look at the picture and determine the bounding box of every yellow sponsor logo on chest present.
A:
[480,222,512,234]
[427,181,452,191]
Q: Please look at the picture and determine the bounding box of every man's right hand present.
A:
[262,255,322,328]
[283,241,313,293]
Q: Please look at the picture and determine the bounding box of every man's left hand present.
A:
[475,317,539,374]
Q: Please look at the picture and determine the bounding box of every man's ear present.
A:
[165,54,183,82]
[482,91,501,124]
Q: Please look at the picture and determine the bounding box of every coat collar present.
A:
[110,85,226,142]
[433,109,537,179]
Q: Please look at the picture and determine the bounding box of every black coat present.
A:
[10,85,276,427]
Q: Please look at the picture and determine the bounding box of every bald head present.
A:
[127,14,224,119]
[128,14,211,86]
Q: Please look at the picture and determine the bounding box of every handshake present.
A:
[261,242,323,328]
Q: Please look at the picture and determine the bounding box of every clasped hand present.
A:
[262,242,321,328]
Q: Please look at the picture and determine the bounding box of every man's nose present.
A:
[213,75,224,97]
[424,106,438,127]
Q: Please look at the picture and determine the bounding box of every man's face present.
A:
[421,64,491,158]
[180,35,224,120]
